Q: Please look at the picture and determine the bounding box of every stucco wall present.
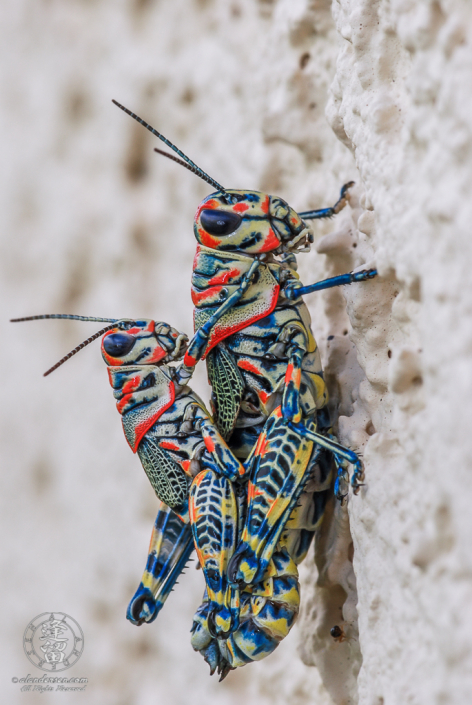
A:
[2,1,472,704]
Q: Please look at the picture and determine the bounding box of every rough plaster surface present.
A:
[2,1,472,704]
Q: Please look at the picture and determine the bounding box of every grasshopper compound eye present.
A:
[103,332,136,358]
[200,209,242,236]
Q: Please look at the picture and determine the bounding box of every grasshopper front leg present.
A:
[298,181,354,221]
[176,259,261,385]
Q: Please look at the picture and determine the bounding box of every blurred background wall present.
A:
[2,1,472,704]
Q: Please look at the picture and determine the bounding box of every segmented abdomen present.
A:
[191,548,300,673]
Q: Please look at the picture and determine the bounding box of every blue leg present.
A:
[176,259,261,384]
[127,505,194,626]
[287,422,364,500]
[284,268,377,301]
[298,182,354,221]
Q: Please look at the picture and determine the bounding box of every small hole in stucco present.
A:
[299,52,310,69]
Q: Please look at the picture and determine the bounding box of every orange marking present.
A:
[128,382,175,452]
[181,459,192,476]
[207,267,241,285]
[148,528,158,554]
[258,389,269,404]
[191,285,225,305]
[148,346,167,363]
[258,227,280,253]
[254,432,267,456]
[233,202,249,213]
[257,435,268,457]
[237,359,261,375]
[122,376,140,395]
[198,229,221,249]
[247,481,265,502]
[117,393,133,414]
[260,195,269,214]
[201,284,280,358]
[194,199,219,225]
[204,435,215,453]
[183,352,197,367]
[285,363,294,383]
[159,440,180,452]
[192,245,201,270]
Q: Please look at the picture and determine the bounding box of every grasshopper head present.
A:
[194,190,312,255]
[101,319,188,367]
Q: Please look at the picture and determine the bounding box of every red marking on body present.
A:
[204,435,215,453]
[207,267,241,286]
[233,202,249,213]
[199,229,221,249]
[194,199,219,226]
[104,355,124,366]
[260,195,269,214]
[122,376,140,395]
[237,359,262,376]
[148,528,158,554]
[183,352,197,367]
[117,394,133,414]
[274,406,283,418]
[254,432,267,456]
[191,285,225,306]
[192,472,206,487]
[181,459,192,476]
[258,227,280,253]
[258,389,269,404]
[291,216,298,225]
[200,283,280,358]
[159,440,180,452]
[128,321,154,334]
[148,346,167,363]
[128,382,175,452]
[284,363,294,384]
[247,481,265,502]
[192,245,201,271]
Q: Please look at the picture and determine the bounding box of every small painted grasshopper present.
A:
[11,314,302,678]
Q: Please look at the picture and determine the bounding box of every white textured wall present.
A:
[2,1,472,704]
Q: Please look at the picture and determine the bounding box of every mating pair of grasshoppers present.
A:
[12,100,377,680]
